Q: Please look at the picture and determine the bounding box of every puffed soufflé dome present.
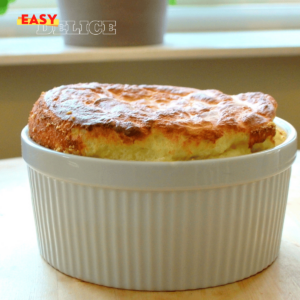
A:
[28,82,284,161]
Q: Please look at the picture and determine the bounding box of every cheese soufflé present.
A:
[28,83,285,161]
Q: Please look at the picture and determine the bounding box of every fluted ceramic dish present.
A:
[21,117,297,291]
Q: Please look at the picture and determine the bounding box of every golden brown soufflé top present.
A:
[28,82,278,160]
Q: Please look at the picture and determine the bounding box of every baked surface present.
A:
[28,83,279,161]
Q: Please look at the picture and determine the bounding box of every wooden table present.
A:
[1,154,300,300]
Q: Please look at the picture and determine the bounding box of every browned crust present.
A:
[28,83,277,155]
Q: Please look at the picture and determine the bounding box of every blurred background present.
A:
[1,0,300,159]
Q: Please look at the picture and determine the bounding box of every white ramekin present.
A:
[21,117,297,291]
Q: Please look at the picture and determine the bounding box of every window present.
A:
[9,0,56,9]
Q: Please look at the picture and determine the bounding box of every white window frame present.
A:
[177,0,300,4]
[168,4,300,32]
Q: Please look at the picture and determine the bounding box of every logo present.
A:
[17,15,116,35]
[17,14,59,26]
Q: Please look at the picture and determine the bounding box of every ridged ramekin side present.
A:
[28,166,291,291]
